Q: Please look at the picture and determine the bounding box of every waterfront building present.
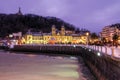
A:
[100,26,120,42]
[22,25,87,44]
[24,32,44,44]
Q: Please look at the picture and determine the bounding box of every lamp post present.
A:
[86,32,89,47]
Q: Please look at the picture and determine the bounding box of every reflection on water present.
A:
[0,51,91,80]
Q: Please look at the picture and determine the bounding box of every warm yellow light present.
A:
[86,32,89,36]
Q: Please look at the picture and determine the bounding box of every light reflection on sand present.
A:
[0,51,86,80]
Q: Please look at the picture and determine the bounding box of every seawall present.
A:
[79,47,120,80]
[9,44,82,55]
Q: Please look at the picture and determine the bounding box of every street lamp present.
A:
[86,32,89,46]
[9,34,13,38]
[97,52,101,56]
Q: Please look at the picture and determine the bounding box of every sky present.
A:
[0,0,120,33]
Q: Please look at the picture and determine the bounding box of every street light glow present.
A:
[9,34,13,38]
[73,45,76,48]
[97,52,101,56]
[89,49,91,51]
[86,32,89,36]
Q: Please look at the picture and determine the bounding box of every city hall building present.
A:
[23,25,87,44]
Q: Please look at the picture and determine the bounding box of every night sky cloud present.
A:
[0,0,120,33]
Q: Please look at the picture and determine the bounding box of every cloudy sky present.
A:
[0,0,120,33]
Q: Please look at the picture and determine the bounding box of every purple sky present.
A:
[0,0,120,33]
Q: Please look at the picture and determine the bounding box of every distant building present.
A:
[22,25,88,44]
[8,32,22,45]
[16,7,23,15]
[13,32,22,38]
[65,30,75,35]
[100,26,120,42]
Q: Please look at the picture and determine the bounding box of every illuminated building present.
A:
[24,32,44,44]
[101,26,119,42]
[23,25,88,44]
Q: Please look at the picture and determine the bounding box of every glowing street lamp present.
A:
[86,32,89,46]
[86,32,89,36]
[97,52,101,56]
[9,34,13,38]
[73,45,76,48]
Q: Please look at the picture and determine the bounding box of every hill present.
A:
[0,13,89,38]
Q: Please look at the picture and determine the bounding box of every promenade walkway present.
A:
[82,45,120,59]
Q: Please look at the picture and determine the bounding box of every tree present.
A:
[112,34,119,46]
[0,13,78,38]
[90,33,99,44]
[90,33,98,39]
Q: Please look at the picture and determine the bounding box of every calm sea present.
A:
[0,50,95,80]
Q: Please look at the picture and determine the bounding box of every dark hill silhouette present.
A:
[0,13,89,37]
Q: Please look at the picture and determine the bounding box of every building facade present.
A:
[22,25,88,44]
[101,26,120,42]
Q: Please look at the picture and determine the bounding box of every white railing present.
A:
[81,45,120,58]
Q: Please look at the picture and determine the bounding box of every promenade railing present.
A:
[80,45,120,59]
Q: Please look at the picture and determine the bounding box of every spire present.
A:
[52,25,56,36]
[61,25,65,36]
[16,7,22,15]
[19,7,21,13]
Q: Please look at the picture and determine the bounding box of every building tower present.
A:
[61,25,65,36]
[52,25,56,36]
[16,7,23,15]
